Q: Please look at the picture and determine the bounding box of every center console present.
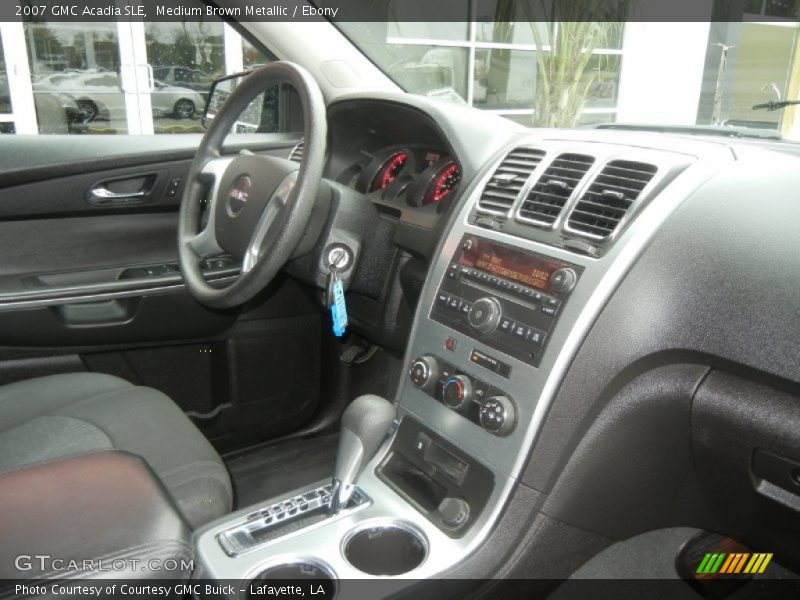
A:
[193,136,699,593]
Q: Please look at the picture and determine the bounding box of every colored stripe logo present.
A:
[696,552,772,574]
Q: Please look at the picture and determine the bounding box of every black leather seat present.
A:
[0,372,232,528]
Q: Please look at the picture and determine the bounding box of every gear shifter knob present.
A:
[329,394,395,514]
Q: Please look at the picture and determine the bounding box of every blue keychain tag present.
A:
[330,277,348,337]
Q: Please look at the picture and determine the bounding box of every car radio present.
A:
[430,235,581,368]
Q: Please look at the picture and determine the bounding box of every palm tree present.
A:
[518,0,629,127]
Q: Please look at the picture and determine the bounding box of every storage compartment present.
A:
[377,417,494,537]
[692,370,800,570]
[343,520,427,576]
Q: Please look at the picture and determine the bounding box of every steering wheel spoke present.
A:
[188,225,223,260]
[243,171,297,272]
[185,156,234,260]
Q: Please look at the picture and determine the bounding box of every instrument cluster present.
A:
[342,146,462,210]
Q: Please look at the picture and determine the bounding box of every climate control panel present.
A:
[409,354,516,436]
[431,235,581,367]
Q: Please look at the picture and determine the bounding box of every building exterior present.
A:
[1,3,798,138]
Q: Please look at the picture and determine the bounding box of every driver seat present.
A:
[0,372,232,528]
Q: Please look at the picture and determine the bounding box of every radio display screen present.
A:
[456,238,569,294]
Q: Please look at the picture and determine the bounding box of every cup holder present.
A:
[343,520,428,576]
[248,558,336,598]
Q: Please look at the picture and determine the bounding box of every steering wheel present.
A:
[178,62,326,309]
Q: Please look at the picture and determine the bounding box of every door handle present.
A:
[86,172,159,206]
[87,186,148,206]
[90,187,147,200]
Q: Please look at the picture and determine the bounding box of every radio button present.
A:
[527,328,546,347]
[551,267,577,294]
[459,302,471,315]
[512,323,529,340]
[542,304,558,317]
[448,296,461,311]
[437,292,450,307]
[468,297,502,334]
[498,316,515,334]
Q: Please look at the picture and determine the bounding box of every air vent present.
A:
[288,140,304,163]
[567,160,658,240]
[516,153,595,227]
[476,147,545,216]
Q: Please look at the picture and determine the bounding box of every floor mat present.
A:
[224,433,339,509]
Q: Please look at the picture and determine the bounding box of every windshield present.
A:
[332,3,800,142]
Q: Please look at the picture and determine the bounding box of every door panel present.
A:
[0,278,322,453]
[0,133,318,452]
[1,133,299,187]
[0,212,178,275]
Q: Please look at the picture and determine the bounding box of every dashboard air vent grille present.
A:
[517,153,595,227]
[477,147,545,215]
[288,140,304,163]
[567,160,658,239]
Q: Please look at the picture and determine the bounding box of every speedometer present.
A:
[407,159,462,207]
[371,151,408,192]
[430,161,460,203]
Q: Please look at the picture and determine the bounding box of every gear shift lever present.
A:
[329,394,395,515]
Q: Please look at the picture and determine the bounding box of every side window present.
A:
[2,18,284,135]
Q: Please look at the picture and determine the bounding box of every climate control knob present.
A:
[479,395,516,436]
[409,355,440,392]
[468,297,502,334]
[441,375,472,409]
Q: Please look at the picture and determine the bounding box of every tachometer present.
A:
[371,151,408,192]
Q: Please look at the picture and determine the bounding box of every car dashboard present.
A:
[196,93,800,587]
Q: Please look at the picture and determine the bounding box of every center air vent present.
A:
[288,140,304,163]
[516,153,595,227]
[476,147,545,216]
[567,160,658,240]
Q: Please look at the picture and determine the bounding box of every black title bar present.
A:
[1,0,794,23]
